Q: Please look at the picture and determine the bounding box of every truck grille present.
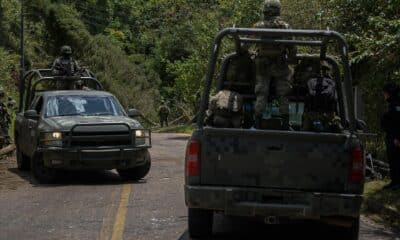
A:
[70,131,132,147]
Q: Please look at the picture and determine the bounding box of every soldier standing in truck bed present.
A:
[51,45,80,77]
[253,0,297,129]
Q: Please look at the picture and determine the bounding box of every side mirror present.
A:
[128,109,142,118]
[24,110,40,120]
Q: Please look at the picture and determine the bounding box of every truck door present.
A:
[25,96,43,157]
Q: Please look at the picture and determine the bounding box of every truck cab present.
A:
[15,69,151,183]
[185,28,366,239]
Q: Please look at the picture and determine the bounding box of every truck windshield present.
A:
[45,95,125,117]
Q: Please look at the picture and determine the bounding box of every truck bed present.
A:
[200,128,356,193]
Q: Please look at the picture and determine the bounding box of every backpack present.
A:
[207,90,243,128]
[306,76,337,112]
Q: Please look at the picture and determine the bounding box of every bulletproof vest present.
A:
[57,57,77,75]
[254,17,290,56]
[306,77,337,112]
[209,90,243,117]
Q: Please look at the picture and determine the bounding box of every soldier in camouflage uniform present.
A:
[0,88,10,145]
[51,45,80,77]
[253,0,296,129]
[158,102,170,127]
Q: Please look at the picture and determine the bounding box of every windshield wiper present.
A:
[93,112,113,116]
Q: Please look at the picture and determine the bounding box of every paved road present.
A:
[0,133,398,240]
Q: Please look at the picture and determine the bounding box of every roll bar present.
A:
[19,69,103,112]
[197,28,356,132]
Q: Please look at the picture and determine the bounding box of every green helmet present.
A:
[263,0,281,17]
[60,45,72,56]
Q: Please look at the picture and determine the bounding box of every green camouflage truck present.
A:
[185,28,366,239]
[14,70,151,183]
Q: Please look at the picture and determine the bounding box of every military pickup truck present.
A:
[185,28,365,239]
[15,69,151,183]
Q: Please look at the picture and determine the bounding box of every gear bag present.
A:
[306,76,337,113]
[207,90,243,128]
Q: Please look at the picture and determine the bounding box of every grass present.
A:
[363,180,400,229]
[153,125,194,134]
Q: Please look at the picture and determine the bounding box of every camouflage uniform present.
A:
[51,45,80,77]
[206,90,243,128]
[158,103,170,127]
[0,89,10,145]
[254,0,296,127]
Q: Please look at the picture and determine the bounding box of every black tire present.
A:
[188,208,213,239]
[31,154,57,184]
[117,151,151,181]
[340,217,360,240]
[16,147,31,171]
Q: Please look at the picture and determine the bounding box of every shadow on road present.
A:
[8,168,147,187]
[177,215,356,240]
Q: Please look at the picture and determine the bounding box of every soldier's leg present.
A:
[254,57,271,128]
[274,64,293,127]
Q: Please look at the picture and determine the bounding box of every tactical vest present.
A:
[254,17,290,57]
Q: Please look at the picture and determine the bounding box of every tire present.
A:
[117,151,151,181]
[31,154,57,184]
[16,147,31,171]
[341,217,360,240]
[188,208,213,239]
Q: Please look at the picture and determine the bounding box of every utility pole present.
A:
[19,0,25,112]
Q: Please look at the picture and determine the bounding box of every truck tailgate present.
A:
[201,128,352,193]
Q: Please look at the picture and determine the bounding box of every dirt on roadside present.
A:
[0,154,26,192]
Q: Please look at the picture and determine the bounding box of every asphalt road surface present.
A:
[0,133,398,240]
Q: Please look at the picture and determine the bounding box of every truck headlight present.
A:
[42,132,63,147]
[134,130,150,147]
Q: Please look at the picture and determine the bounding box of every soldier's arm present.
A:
[51,59,62,75]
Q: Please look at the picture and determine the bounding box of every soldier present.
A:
[75,80,90,91]
[7,96,17,111]
[0,88,10,144]
[381,83,400,190]
[253,0,296,129]
[158,102,170,127]
[51,45,80,76]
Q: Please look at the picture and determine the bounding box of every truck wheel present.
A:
[118,151,151,181]
[16,148,31,171]
[31,154,57,184]
[341,217,360,240]
[188,208,213,238]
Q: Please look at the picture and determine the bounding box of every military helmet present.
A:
[263,0,281,14]
[60,45,72,56]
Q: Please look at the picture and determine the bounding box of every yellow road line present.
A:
[111,184,132,240]
[99,187,120,240]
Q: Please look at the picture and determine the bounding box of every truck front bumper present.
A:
[38,147,149,170]
[185,185,362,219]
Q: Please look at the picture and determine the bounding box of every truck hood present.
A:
[39,116,143,131]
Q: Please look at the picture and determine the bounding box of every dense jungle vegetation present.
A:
[0,0,399,154]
